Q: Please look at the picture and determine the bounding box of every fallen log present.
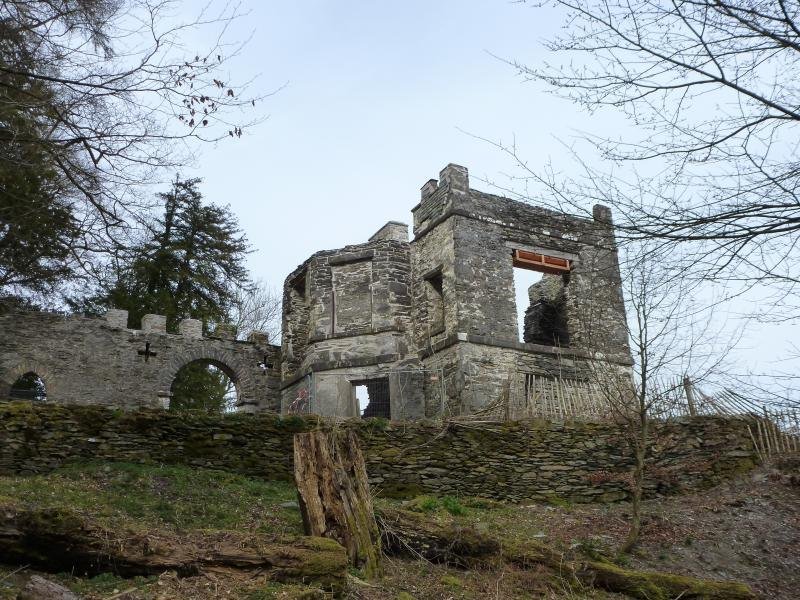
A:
[376,507,756,600]
[0,506,347,594]
[578,560,756,600]
[293,429,382,579]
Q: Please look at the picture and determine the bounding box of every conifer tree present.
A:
[83,177,250,412]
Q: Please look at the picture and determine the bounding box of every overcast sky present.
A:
[174,0,797,389]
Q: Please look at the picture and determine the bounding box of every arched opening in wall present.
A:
[168,360,239,413]
[512,249,571,346]
[9,372,47,401]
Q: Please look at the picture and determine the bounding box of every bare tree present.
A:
[1,0,272,294]
[229,279,282,343]
[502,0,800,316]
[584,240,736,553]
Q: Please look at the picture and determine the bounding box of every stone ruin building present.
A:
[0,163,631,418]
[280,164,631,419]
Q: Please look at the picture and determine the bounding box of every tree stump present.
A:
[293,429,382,579]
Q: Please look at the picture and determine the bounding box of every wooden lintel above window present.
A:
[512,249,571,274]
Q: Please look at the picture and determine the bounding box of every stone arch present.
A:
[3,362,57,401]
[157,347,257,410]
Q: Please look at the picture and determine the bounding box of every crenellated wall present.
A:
[0,305,281,411]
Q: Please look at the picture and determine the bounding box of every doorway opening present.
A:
[353,378,390,419]
[169,360,238,413]
[9,372,46,401]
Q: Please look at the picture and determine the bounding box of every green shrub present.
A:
[441,496,466,516]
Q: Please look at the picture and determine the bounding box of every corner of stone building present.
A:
[439,163,469,194]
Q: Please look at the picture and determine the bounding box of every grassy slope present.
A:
[0,462,622,600]
[0,462,316,600]
[0,461,302,535]
[2,461,788,599]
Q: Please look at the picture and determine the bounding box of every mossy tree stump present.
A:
[293,429,382,579]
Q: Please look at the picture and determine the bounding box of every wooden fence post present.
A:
[682,375,697,417]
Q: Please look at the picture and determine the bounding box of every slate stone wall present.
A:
[0,402,757,503]
[0,307,281,411]
[280,232,417,414]
[409,165,633,416]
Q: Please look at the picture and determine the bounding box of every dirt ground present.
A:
[1,460,797,599]
[520,462,800,600]
[354,460,800,600]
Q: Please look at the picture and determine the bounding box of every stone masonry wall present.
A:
[409,165,632,416]
[281,238,413,385]
[0,307,281,411]
[0,402,757,503]
[278,164,632,419]
[411,164,630,357]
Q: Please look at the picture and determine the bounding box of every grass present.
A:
[404,495,468,516]
[0,461,773,599]
[0,462,313,599]
[0,461,302,534]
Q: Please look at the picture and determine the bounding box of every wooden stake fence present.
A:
[505,373,799,459]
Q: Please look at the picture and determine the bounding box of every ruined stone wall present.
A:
[279,163,631,419]
[281,237,412,381]
[408,165,632,415]
[0,403,757,503]
[0,307,280,411]
[280,228,420,416]
[412,165,629,357]
[410,216,456,351]
[280,365,427,419]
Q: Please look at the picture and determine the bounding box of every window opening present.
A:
[291,272,307,297]
[426,271,444,334]
[513,267,544,342]
[353,378,390,419]
[9,372,46,401]
[512,249,571,346]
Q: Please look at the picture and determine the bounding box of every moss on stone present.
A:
[586,560,756,599]
[377,483,425,499]
[0,404,759,504]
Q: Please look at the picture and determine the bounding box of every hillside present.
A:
[1,460,796,599]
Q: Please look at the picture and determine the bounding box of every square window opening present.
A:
[353,378,390,419]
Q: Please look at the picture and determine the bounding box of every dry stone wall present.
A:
[0,402,757,503]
